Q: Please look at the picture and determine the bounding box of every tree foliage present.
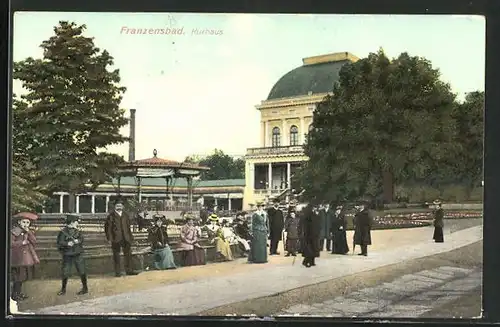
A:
[299,49,460,204]
[185,149,245,180]
[450,91,484,193]
[12,21,128,206]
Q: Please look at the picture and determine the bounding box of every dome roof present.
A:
[266,52,358,101]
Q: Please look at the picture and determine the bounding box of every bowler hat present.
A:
[65,214,81,224]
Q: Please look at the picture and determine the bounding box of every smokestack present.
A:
[128,109,136,162]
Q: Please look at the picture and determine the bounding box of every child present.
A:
[10,212,40,301]
[56,214,88,295]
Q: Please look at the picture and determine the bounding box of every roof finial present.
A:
[153,149,158,157]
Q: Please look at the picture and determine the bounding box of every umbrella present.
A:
[13,212,39,220]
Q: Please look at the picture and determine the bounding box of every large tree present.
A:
[451,91,484,197]
[13,21,128,211]
[185,149,245,180]
[299,49,458,204]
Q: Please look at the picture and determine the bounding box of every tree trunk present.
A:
[382,170,394,204]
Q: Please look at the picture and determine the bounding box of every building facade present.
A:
[243,52,359,209]
[46,178,245,214]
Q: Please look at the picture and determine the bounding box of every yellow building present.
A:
[243,52,359,209]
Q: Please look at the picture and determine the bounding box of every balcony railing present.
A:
[246,145,305,156]
[254,189,287,195]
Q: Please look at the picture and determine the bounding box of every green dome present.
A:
[267,59,352,101]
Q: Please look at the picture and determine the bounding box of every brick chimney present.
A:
[128,109,136,162]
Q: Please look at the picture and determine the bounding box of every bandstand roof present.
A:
[118,149,209,178]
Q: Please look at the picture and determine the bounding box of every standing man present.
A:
[319,203,334,251]
[353,201,373,256]
[104,200,139,277]
[267,199,285,255]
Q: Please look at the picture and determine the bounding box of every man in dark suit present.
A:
[104,200,139,277]
[319,203,334,251]
[266,199,285,255]
[353,201,373,256]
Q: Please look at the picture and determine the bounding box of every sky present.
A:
[12,13,485,162]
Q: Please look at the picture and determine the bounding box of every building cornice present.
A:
[256,92,332,110]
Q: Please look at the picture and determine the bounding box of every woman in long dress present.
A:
[432,200,445,243]
[10,212,40,301]
[284,210,300,256]
[148,215,177,270]
[248,201,268,264]
[330,205,350,255]
[300,204,321,267]
[178,215,206,266]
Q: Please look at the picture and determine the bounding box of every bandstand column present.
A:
[59,194,64,213]
[76,195,80,213]
[228,198,232,211]
[105,195,110,212]
[268,163,273,194]
[214,197,218,207]
[91,195,96,214]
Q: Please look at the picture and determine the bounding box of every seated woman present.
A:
[178,215,206,266]
[232,213,251,256]
[147,214,177,270]
[203,214,233,262]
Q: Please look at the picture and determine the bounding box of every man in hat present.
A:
[432,200,445,243]
[267,199,285,255]
[353,201,373,256]
[319,202,334,252]
[104,200,139,277]
[56,214,88,295]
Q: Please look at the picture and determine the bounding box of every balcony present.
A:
[246,145,305,156]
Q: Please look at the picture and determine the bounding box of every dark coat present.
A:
[330,211,347,233]
[285,214,300,239]
[267,207,285,240]
[234,222,251,240]
[148,225,170,250]
[319,209,334,239]
[353,209,373,246]
[433,209,444,228]
[57,227,85,256]
[300,207,321,258]
[104,211,134,244]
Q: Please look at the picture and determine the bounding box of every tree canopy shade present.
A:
[12,21,129,211]
[299,49,461,205]
[450,91,484,195]
[185,149,245,180]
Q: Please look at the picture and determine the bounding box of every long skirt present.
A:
[331,231,350,254]
[237,238,250,252]
[249,230,268,264]
[285,237,299,254]
[182,247,206,266]
[153,246,177,270]
[215,238,234,261]
[433,226,444,243]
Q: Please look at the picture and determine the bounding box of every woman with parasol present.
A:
[10,212,40,301]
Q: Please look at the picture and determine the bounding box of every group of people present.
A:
[9,198,446,302]
[245,199,374,267]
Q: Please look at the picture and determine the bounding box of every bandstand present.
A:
[116,149,210,212]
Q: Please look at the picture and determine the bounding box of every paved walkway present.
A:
[32,225,482,316]
[279,266,481,317]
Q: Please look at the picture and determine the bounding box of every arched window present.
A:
[289,125,299,146]
[272,127,281,147]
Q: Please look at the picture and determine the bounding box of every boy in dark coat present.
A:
[353,202,373,256]
[56,214,88,295]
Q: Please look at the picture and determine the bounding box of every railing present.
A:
[254,189,287,195]
[246,145,305,156]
